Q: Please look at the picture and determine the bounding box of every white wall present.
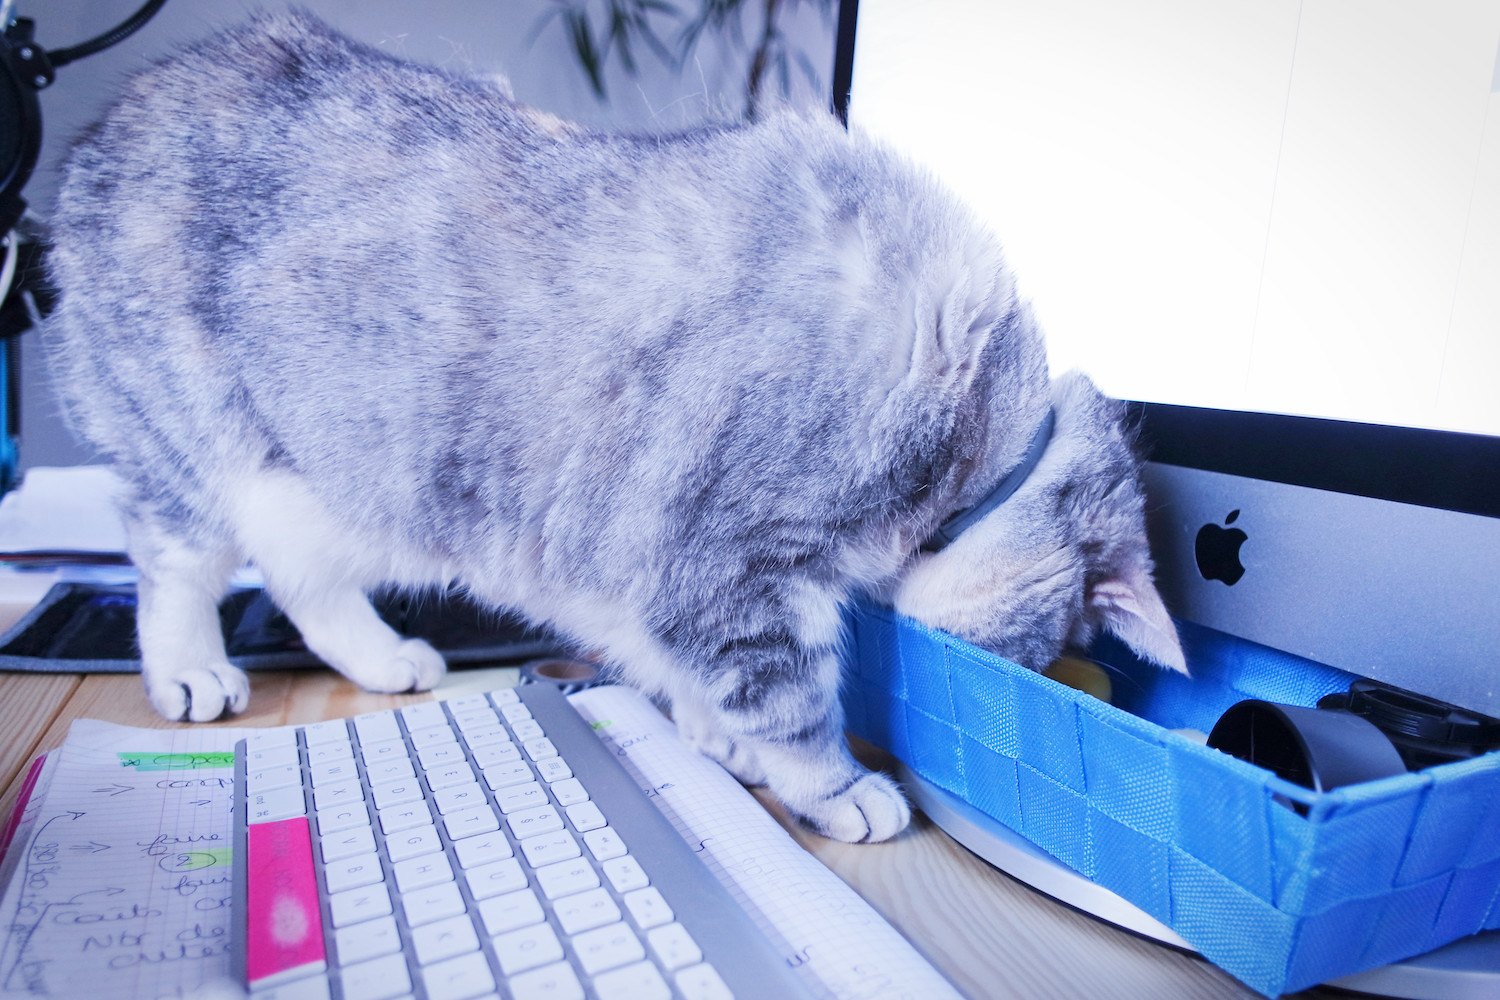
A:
[15,0,837,469]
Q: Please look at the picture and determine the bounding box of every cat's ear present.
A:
[912,251,1014,380]
[1089,567,1188,673]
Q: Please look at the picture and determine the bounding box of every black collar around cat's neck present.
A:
[922,407,1056,552]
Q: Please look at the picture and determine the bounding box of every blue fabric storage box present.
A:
[840,603,1500,997]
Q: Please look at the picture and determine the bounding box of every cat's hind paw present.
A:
[346,638,447,693]
[144,660,250,722]
[795,771,911,844]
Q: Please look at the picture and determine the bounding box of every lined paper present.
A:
[0,720,254,999]
[570,685,962,1000]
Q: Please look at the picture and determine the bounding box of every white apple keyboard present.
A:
[231,682,810,1000]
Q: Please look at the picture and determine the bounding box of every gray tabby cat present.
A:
[45,11,1185,843]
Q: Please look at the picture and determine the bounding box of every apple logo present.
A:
[1195,510,1247,585]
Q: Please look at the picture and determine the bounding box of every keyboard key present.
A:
[392,851,453,893]
[247,762,303,795]
[445,693,492,713]
[316,802,370,837]
[511,719,545,742]
[311,779,363,812]
[583,826,626,862]
[675,963,734,1000]
[425,760,477,791]
[305,740,354,766]
[549,778,588,807]
[364,757,416,785]
[421,950,495,1000]
[320,825,376,864]
[249,786,306,823]
[247,972,332,1000]
[451,831,513,869]
[509,806,564,841]
[385,823,443,864]
[453,707,499,731]
[477,887,545,935]
[565,801,605,832]
[400,700,449,732]
[601,855,649,893]
[572,921,646,975]
[243,743,300,771]
[309,759,359,787]
[399,695,444,728]
[370,778,424,811]
[490,688,520,706]
[466,856,527,899]
[378,799,432,836]
[247,725,299,751]
[443,804,501,840]
[493,922,564,976]
[324,853,384,894]
[329,882,392,928]
[409,726,459,750]
[595,960,671,1000]
[509,961,584,1000]
[481,759,531,787]
[647,922,703,970]
[464,727,513,751]
[353,711,402,745]
[522,738,557,761]
[360,740,407,767]
[500,700,532,722]
[401,880,465,927]
[339,951,410,1000]
[533,856,600,900]
[410,912,479,965]
[520,829,580,867]
[473,740,521,768]
[535,757,573,783]
[334,914,401,965]
[495,783,548,815]
[302,719,351,746]
[554,887,621,934]
[622,887,673,929]
[433,781,487,815]
[417,743,467,770]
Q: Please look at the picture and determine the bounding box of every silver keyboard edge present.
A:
[517,683,812,998]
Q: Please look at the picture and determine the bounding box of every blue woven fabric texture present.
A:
[840,603,1500,997]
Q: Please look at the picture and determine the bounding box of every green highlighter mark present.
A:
[156,847,232,872]
[119,751,237,771]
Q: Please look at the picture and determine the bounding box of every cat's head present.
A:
[891,371,1187,674]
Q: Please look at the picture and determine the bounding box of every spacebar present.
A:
[246,816,327,987]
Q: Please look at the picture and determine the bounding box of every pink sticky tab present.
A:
[246,816,325,985]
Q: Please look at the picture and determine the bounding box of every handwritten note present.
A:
[0,720,257,999]
[569,686,962,1000]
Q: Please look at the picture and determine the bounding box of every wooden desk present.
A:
[0,666,1332,1000]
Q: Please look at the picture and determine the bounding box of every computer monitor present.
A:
[837,0,1500,716]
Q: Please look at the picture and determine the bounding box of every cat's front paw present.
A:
[794,771,911,844]
[346,637,447,693]
[144,660,251,722]
[674,708,768,786]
